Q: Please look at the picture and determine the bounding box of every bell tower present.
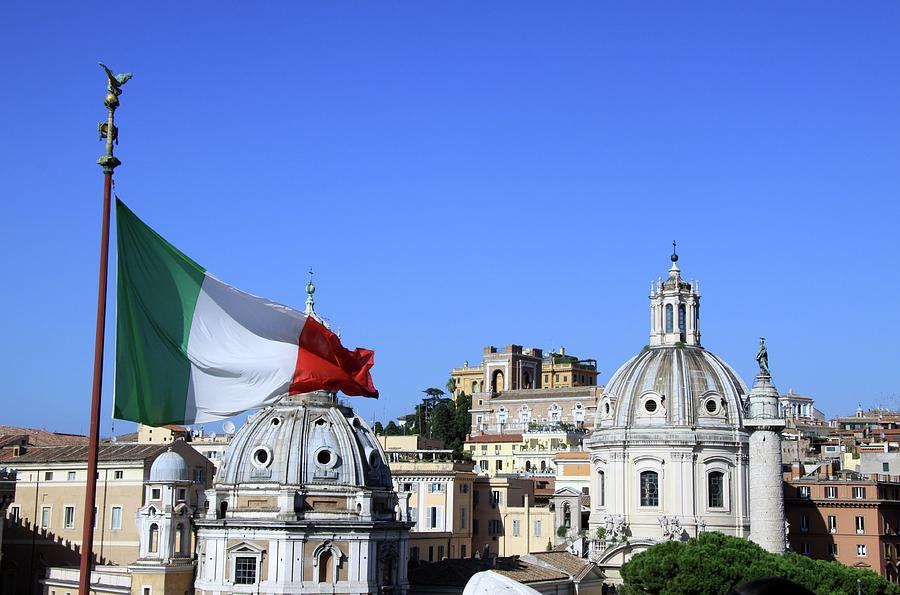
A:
[649,243,701,347]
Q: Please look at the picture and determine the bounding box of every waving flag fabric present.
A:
[114,199,377,426]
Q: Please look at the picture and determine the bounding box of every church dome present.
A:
[597,345,748,429]
[149,450,190,482]
[217,391,392,489]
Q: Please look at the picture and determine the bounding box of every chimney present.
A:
[559,346,566,356]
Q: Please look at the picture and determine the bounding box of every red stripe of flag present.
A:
[289,317,378,398]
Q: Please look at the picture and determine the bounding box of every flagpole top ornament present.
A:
[97,63,131,173]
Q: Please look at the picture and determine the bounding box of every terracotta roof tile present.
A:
[0,443,169,464]
[527,552,591,578]
[555,452,590,460]
[0,425,88,447]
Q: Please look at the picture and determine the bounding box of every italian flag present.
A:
[114,199,378,426]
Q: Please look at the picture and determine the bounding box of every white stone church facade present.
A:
[586,250,785,579]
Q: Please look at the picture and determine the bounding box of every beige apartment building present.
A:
[136,424,191,445]
[388,449,476,562]
[465,429,584,477]
[471,476,555,556]
[1,441,212,595]
[784,470,900,582]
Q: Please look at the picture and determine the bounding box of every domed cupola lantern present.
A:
[649,242,701,347]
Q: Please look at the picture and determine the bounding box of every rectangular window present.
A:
[9,506,20,526]
[534,520,542,537]
[798,486,810,499]
[67,471,76,481]
[857,544,867,557]
[856,516,865,534]
[402,483,413,492]
[44,471,53,481]
[829,543,838,556]
[707,472,724,508]
[151,488,161,500]
[460,507,467,529]
[177,488,186,501]
[489,519,502,535]
[640,471,659,507]
[428,546,434,561]
[800,514,809,532]
[143,587,151,595]
[193,469,205,483]
[854,487,866,499]
[234,556,257,584]
[825,486,837,499]
[438,545,445,560]
[64,506,75,529]
[41,506,51,528]
[491,490,501,506]
[461,544,467,558]
[513,519,520,536]
[111,506,122,530]
[460,483,469,494]
[496,460,503,471]
[480,460,488,470]
[828,515,836,533]
[801,542,810,555]
[884,462,891,472]
[430,483,444,493]
[430,507,438,529]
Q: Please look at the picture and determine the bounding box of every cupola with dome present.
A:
[194,277,412,595]
[587,248,756,582]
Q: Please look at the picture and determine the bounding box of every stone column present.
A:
[745,373,787,553]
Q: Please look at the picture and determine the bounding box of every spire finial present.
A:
[305,268,316,315]
[671,240,678,263]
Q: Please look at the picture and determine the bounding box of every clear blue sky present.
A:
[2,2,899,436]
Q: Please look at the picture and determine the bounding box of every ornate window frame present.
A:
[227,541,264,586]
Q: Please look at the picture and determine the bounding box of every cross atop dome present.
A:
[650,244,701,347]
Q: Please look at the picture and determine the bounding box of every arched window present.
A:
[678,304,686,336]
[148,523,159,553]
[525,461,532,472]
[218,501,228,520]
[540,460,546,472]
[665,304,674,333]
[519,406,531,424]
[708,471,725,508]
[640,471,659,507]
[491,370,504,393]
[598,470,605,507]
[472,381,479,393]
[318,549,334,583]
[563,502,571,528]
[523,371,532,389]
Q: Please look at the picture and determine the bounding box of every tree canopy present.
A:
[620,532,899,595]
[373,421,384,434]
[384,420,400,436]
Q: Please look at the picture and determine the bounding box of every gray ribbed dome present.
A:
[217,391,392,488]
[596,345,748,429]
[149,450,190,482]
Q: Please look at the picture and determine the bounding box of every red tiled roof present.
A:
[0,443,169,464]
[465,434,523,444]
[0,425,88,447]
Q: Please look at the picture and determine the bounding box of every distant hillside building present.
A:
[450,345,599,398]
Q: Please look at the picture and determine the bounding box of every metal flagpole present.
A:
[78,62,131,595]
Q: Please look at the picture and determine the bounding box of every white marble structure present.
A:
[745,371,787,553]
[587,250,782,576]
[194,390,411,595]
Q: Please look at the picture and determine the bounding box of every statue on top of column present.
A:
[756,337,770,376]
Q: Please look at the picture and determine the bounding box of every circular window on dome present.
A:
[271,417,282,427]
[315,447,337,469]
[705,399,719,414]
[251,446,272,469]
[644,399,658,413]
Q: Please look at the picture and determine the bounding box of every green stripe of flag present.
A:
[114,199,207,425]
